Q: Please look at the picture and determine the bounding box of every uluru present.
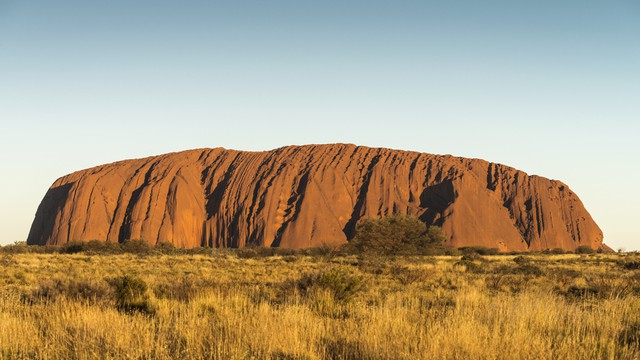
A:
[27,144,605,252]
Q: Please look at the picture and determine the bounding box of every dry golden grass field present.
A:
[1,249,640,359]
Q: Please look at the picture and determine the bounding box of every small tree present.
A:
[348,215,446,255]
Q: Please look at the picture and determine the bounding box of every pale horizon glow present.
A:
[0,1,638,250]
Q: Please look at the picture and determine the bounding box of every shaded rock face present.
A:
[27,144,605,251]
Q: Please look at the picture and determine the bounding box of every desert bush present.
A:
[50,240,123,254]
[444,248,461,256]
[355,257,388,275]
[454,258,484,273]
[296,268,366,303]
[564,276,635,300]
[272,247,298,257]
[60,241,86,254]
[485,274,530,294]
[515,264,543,276]
[459,246,500,255]
[153,277,197,302]
[460,253,482,262]
[0,254,16,267]
[252,247,279,257]
[619,323,640,349]
[623,261,640,270]
[575,245,596,254]
[234,246,300,258]
[0,241,57,254]
[249,282,289,305]
[348,215,446,255]
[390,265,429,285]
[155,241,177,254]
[236,248,259,259]
[65,278,111,301]
[121,239,152,255]
[319,337,383,360]
[108,275,156,315]
[89,240,123,254]
[301,245,335,257]
[565,285,600,299]
[513,255,530,265]
[496,263,543,277]
[22,279,67,303]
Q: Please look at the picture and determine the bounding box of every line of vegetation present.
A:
[3,215,609,257]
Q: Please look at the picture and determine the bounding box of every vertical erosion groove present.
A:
[342,153,381,239]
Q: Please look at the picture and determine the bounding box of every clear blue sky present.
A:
[0,1,638,250]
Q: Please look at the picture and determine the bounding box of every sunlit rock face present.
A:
[27,144,605,252]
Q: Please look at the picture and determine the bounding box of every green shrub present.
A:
[121,239,152,255]
[348,215,446,255]
[0,241,51,254]
[623,261,640,270]
[61,241,86,254]
[108,275,156,315]
[23,279,65,303]
[563,276,633,300]
[619,323,640,348]
[156,241,177,254]
[514,264,543,276]
[459,246,499,255]
[319,337,381,360]
[301,245,335,257]
[566,285,600,299]
[89,240,122,254]
[65,279,110,301]
[461,253,482,262]
[390,265,429,285]
[296,268,366,303]
[236,248,259,259]
[235,246,300,258]
[454,258,484,273]
[253,247,277,257]
[444,248,461,256]
[60,240,124,254]
[575,245,596,254]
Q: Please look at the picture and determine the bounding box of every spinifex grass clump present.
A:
[295,268,366,303]
[108,275,156,315]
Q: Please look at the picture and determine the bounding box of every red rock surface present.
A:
[27,144,605,251]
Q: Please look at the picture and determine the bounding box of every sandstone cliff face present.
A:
[27,144,605,251]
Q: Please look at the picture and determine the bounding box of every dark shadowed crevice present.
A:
[418,180,455,227]
[118,163,158,243]
[27,183,74,245]
[342,154,381,240]
[487,163,498,191]
[419,180,455,212]
[204,164,235,219]
[272,171,310,247]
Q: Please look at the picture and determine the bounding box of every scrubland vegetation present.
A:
[1,247,640,359]
[1,217,634,359]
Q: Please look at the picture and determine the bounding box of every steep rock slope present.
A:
[27,144,605,251]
